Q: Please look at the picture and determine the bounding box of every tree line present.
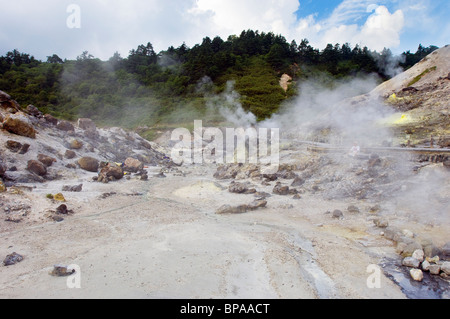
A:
[0,30,439,133]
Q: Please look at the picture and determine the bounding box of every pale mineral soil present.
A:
[1,158,448,299]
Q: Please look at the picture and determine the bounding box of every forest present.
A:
[0,29,438,139]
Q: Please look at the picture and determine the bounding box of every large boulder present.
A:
[77,157,99,172]
[27,160,47,176]
[3,112,37,138]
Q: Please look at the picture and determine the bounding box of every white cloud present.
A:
[1,0,446,60]
[291,2,405,51]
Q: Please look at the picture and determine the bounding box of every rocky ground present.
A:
[1,46,450,300]
[1,92,449,299]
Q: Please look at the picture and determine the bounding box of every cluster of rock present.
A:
[0,90,173,191]
[373,222,450,281]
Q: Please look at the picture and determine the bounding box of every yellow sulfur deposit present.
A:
[54,193,66,202]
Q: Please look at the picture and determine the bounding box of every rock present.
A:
[56,120,74,132]
[54,193,66,202]
[50,265,75,277]
[291,176,305,187]
[0,90,21,112]
[6,140,22,152]
[402,257,420,268]
[426,256,440,264]
[213,164,241,180]
[410,269,423,282]
[428,264,441,275]
[56,204,69,215]
[247,199,267,211]
[216,204,248,215]
[383,227,402,241]
[332,209,344,219]
[442,262,450,275]
[26,105,43,118]
[3,252,24,266]
[69,139,83,150]
[373,218,389,228]
[422,260,431,271]
[229,182,256,194]
[62,184,83,192]
[124,157,144,173]
[77,118,96,131]
[65,150,76,159]
[37,154,57,167]
[19,143,30,154]
[27,160,47,176]
[140,173,148,181]
[3,112,37,138]
[97,163,123,183]
[78,157,99,172]
[273,182,290,195]
[43,114,58,125]
[0,180,6,192]
[412,249,425,262]
[347,205,360,213]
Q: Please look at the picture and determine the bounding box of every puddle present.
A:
[380,258,449,299]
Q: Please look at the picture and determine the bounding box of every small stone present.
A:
[50,265,75,277]
[428,264,441,275]
[69,139,83,150]
[332,209,343,219]
[62,184,82,192]
[410,269,423,281]
[402,257,420,268]
[53,193,66,202]
[412,249,424,262]
[373,218,389,228]
[0,181,6,193]
[347,205,360,213]
[3,252,24,266]
[6,140,22,153]
[56,120,74,132]
[27,160,47,176]
[65,150,76,159]
[37,154,56,167]
[441,262,450,275]
[56,204,68,215]
[422,260,431,271]
[426,256,439,263]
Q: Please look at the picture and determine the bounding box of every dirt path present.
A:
[0,163,418,299]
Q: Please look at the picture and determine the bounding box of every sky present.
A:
[0,0,449,61]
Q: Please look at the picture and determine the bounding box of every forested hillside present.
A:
[0,30,438,139]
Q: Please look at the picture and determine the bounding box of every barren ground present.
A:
[1,150,448,299]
